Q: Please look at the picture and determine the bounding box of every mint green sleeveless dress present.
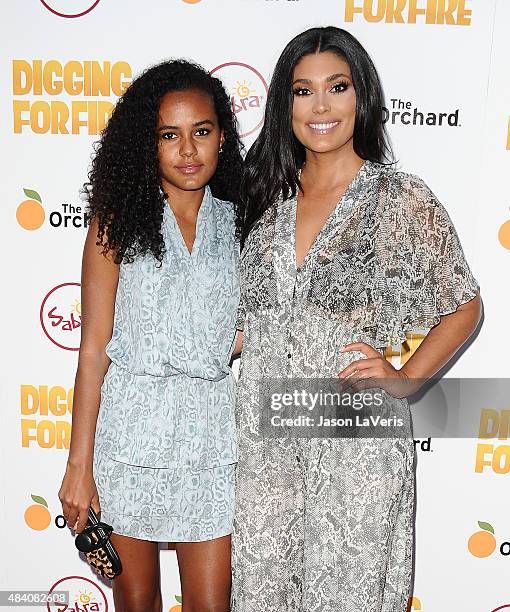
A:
[92,186,239,542]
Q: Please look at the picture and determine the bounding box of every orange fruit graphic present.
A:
[499,219,510,250]
[24,494,51,530]
[468,521,497,558]
[168,595,183,611]
[182,0,202,3]
[16,188,45,230]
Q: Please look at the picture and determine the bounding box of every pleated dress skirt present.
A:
[92,451,235,542]
[91,363,237,543]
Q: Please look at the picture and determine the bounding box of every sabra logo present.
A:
[21,384,73,449]
[344,0,472,25]
[12,59,131,135]
[48,576,107,611]
[383,99,459,128]
[475,409,510,474]
[467,521,510,558]
[39,0,100,18]
[210,62,268,139]
[40,283,81,351]
[24,493,69,530]
[16,188,89,231]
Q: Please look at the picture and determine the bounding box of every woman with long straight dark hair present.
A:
[231,26,481,611]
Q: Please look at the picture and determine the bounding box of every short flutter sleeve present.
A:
[392,174,480,338]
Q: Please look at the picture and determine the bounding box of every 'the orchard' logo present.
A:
[498,208,510,250]
[169,595,183,611]
[48,576,107,611]
[16,188,45,230]
[210,62,268,139]
[40,283,81,351]
[23,491,70,530]
[39,0,100,18]
[468,521,497,557]
[24,494,52,531]
[468,521,510,558]
[15,187,89,231]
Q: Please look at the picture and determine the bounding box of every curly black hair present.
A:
[84,59,244,264]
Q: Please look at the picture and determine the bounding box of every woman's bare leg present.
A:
[110,532,162,612]
[176,534,231,612]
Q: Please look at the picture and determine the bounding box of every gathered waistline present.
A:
[106,359,234,383]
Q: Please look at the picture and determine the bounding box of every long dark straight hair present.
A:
[241,26,393,244]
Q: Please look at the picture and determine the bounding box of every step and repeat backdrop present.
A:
[1,1,509,610]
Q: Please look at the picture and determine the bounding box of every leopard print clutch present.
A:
[75,508,122,579]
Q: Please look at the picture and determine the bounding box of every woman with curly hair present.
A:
[58,59,244,611]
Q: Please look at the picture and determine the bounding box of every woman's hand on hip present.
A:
[337,342,417,398]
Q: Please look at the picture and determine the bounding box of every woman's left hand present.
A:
[337,342,413,398]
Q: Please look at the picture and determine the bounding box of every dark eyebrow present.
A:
[157,119,215,131]
[292,73,350,85]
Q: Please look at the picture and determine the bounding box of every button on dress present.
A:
[92,186,240,542]
[231,161,480,610]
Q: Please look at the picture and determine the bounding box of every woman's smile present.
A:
[307,120,340,135]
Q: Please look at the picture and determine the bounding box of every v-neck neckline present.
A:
[292,159,370,273]
[164,186,212,259]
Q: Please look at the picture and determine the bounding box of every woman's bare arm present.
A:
[401,292,481,379]
[232,331,244,358]
[58,218,119,532]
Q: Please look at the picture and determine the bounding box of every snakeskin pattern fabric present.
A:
[94,185,240,470]
[231,160,479,610]
[92,186,240,542]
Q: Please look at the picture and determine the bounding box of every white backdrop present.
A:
[1,1,509,610]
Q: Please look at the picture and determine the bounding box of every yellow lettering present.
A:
[12,60,32,94]
[457,0,471,25]
[111,61,132,96]
[20,385,38,414]
[21,419,37,447]
[71,101,88,134]
[474,443,494,473]
[426,0,438,22]
[51,101,70,134]
[506,117,510,150]
[364,0,386,22]
[63,60,83,95]
[479,408,500,439]
[492,445,510,474]
[408,0,427,23]
[389,0,409,22]
[68,388,74,414]
[30,101,51,134]
[437,0,458,25]
[37,420,56,448]
[344,0,364,21]
[42,60,62,95]
[91,61,110,96]
[49,386,67,416]
[96,100,114,133]
[56,420,71,449]
[13,100,30,133]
